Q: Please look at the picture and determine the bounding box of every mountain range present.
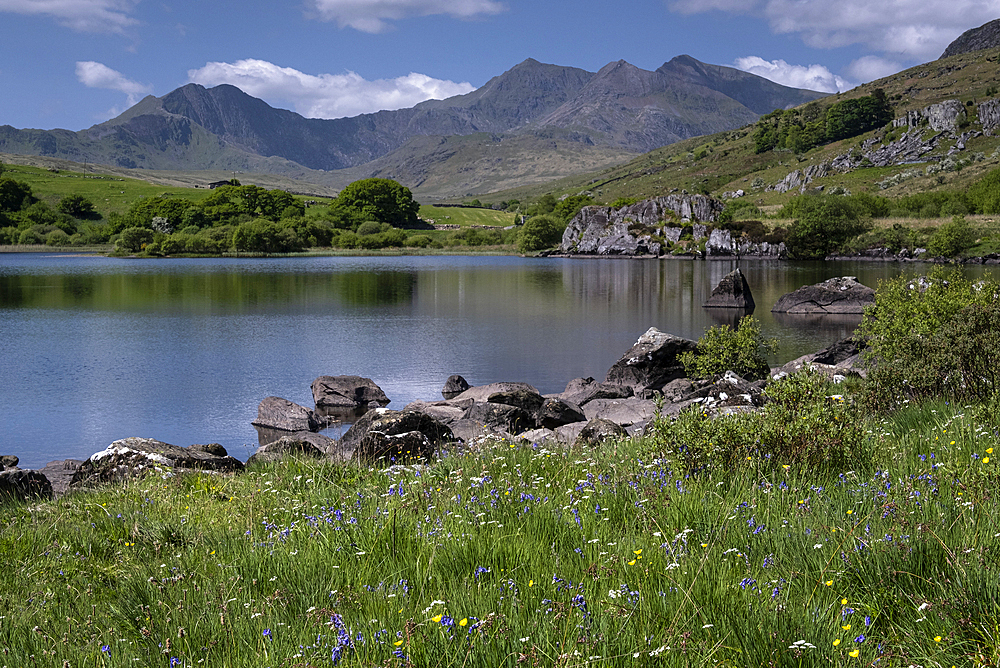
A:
[0,55,825,197]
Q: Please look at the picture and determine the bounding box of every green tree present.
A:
[782,195,871,259]
[117,227,154,253]
[333,178,419,228]
[57,194,100,219]
[927,215,976,257]
[517,214,565,253]
[0,177,36,212]
[552,195,594,223]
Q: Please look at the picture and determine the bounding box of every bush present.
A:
[651,370,869,475]
[927,215,976,257]
[858,267,1000,410]
[356,221,386,236]
[679,315,776,381]
[116,226,154,253]
[517,214,565,253]
[782,194,872,259]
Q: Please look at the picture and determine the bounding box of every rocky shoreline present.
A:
[2,274,875,505]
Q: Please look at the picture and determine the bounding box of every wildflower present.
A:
[934,636,942,642]
[825,580,833,586]
[263,629,272,640]
[394,640,404,647]
[459,618,468,627]
[833,639,841,646]
[101,644,110,654]
[849,649,860,658]
[432,614,442,623]
[841,598,848,605]
[855,634,866,643]
[842,624,851,631]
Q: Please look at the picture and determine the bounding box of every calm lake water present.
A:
[3,253,997,469]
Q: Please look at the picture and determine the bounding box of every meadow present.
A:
[1,390,997,667]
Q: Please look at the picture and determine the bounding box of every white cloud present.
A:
[0,0,138,34]
[187,59,476,119]
[734,56,853,93]
[76,61,152,106]
[845,56,902,83]
[306,0,506,33]
[671,0,1000,61]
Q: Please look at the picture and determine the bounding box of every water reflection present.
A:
[2,253,999,470]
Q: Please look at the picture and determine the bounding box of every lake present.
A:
[3,253,995,470]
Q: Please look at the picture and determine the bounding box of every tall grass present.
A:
[1,403,998,667]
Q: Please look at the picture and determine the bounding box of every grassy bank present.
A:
[2,393,997,667]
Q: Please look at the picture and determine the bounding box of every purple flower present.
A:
[262,628,272,640]
[855,634,866,643]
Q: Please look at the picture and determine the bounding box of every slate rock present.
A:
[573,418,629,447]
[189,443,229,457]
[463,402,535,435]
[311,376,390,415]
[604,327,697,393]
[557,377,634,406]
[402,400,468,425]
[252,396,321,432]
[704,268,755,309]
[37,459,84,498]
[442,374,471,398]
[0,469,53,503]
[451,382,541,403]
[247,432,336,465]
[771,277,874,314]
[356,431,434,464]
[582,397,658,426]
[340,408,454,452]
[488,388,545,413]
[536,398,586,430]
[70,437,244,490]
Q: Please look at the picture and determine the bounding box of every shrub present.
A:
[517,214,565,253]
[679,315,776,381]
[116,226,154,253]
[927,215,976,257]
[782,194,872,259]
[858,267,1000,410]
[651,370,868,475]
[356,221,386,236]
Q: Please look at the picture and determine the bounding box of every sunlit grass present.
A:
[1,405,998,666]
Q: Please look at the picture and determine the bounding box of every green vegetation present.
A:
[332,177,420,228]
[679,315,776,381]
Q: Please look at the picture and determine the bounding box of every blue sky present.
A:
[1,0,999,132]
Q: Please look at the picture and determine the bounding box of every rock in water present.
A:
[704,268,755,309]
[311,376,390,416]
[771,276,874,314]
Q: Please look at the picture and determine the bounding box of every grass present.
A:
[419,205,516,228]
[2,393,998,667]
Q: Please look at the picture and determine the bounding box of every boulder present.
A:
[0,469,53,503]
[463,402,536,435]
[556,377,634,407]
[0,455,18,471]
[604,327,697,393]
[573,418,628,447]
[773,336,868,379]
[536,398,586,430]
[252,396,321,432]
[311,376,390,416]
[340,408,454,453]
[442,374,471,398]
[771,277,874,314]
[356,431,434,464]
[403,400,469,425]
[188,442,229,457]
[70,437,244,490]
[488,388,545,413]
[582,397,659,426]
[247,432,337,465]
[37,459,84,498]
[661,378,695,402]
[704,267,755,309]
[451,382,541,403]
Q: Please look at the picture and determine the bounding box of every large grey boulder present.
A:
[70,437,244,490]
[771,277,874,314]
[311,376,390,416]
[0,455,18,470]
[573,418,628,447]
[604,327,697,393]
[252,396,322,432]
[340,408,454,453]
[556,377,634,407]
[450,382,541,403]
[402,400,469,425]
[582,397,658,426]
[463,402,535,435]
[37,459,84,498]
[704,268,755,309]
[773,336,868,379]
[442,375,471,398]
[536,398,586,429]
[0,469,53,503]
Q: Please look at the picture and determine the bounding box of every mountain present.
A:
[941,18,1000,58]
[0,56,826,196]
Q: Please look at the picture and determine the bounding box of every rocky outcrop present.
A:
[311,376,390,416]
[70,437,244,490]
[705,229,784,257]
[558,195,723,255]
[604,327,697,393]
[893,100,966,132]
[704,268,755,309]
[773,336,868,380]
[771,277,874,314]
[979,99,1000,136]
[941,19,1000,58]
[769,163,831,194]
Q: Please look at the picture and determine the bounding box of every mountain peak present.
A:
[941,18,1000,58]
